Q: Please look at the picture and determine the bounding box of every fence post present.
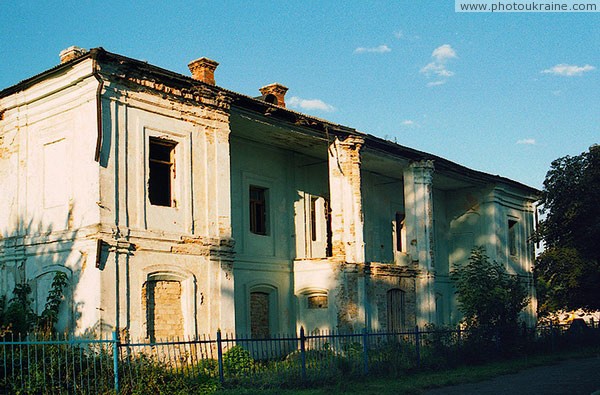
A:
[415,325,420,368]
[362,327,369,375]
[112,330,119,394]
[216,330,224,385]
[300,326,307,381]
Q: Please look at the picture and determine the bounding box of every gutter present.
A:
[91,51,104,162]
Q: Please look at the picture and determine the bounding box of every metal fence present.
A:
[1,322,598,394]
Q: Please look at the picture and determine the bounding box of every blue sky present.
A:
[1,1,598,189]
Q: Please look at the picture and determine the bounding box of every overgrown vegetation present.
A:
[0,271,68,337]
[0,321,597,394]
[451,246,529,359]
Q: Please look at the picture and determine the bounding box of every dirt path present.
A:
[425,356,600,395]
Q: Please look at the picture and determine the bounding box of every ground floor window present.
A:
[144,279,183,342]
[250,291,271,338]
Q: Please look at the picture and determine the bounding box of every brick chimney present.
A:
[59,46,88,64]
[188,57,219,85]
[259,83,288,108]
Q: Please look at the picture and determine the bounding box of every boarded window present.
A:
[144,280,183,342]
[249,186,268,235]
[307,295,328,309]
[250,292,270,338]
[387,289,406,332]
[148,138,176,207]
[508,219,518,256]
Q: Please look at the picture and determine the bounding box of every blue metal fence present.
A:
[0,322,597,393]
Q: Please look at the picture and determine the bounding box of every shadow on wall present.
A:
[0,215,85,335]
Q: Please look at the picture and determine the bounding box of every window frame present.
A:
[148,137,177,207]
[249,185,268,235]
[394,212,407,253]
[508,218,519,257]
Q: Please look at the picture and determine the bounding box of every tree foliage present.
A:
[451,247,528,346]
[535,145,600,314]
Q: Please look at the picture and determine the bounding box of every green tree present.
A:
[451,247,528,348]
[535,145,600,314]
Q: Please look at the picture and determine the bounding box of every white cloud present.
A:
[426,80,447,87]
[421,44,457,86]
[420,62,454,78]
[401,119,420,127]
[393,31,404,39]
[541,64,595,76]
[354,44,391,54]
[288,96,335,112]
[517,138,536,145]
[432,44,457,62]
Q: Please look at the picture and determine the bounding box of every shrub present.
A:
[222,345,254,376]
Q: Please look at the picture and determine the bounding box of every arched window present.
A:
[249,284,278,339]
[264,94,278,105]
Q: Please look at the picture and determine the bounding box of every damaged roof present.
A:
[0,47,540,197]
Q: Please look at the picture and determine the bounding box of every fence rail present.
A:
[1,321,598,394]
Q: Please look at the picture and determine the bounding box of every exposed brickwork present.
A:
[143,280,183,341]
[332,262,417,332]
[335,264,360,332]
[59,46,87,64]
[259,83,289,108]
[368,264,417,331]
[250,292,270,338]
[328,135,364,263]
[188,57,219,85]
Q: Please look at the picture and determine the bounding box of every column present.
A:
[403,160,436,326]
[328,135,365,264]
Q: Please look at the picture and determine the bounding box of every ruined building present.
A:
[0,47,539,339]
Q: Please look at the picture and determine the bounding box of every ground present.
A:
[424,356,600,395]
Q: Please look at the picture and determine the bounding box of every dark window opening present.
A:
[508,219,518,256]
[264,94,278,105]
[310,196,318,242]
[250,186,268,235]
[148,138,176,207]
[325,199,332,257]
[395,212,405,252]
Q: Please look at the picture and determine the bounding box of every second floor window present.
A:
[249,186,268,235]
[395,212,406,253]
[148,137,177,207]
[508,219,518,256]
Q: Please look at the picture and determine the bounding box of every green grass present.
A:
[218,347,600,395]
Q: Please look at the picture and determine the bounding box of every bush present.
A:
[223,345,254,376]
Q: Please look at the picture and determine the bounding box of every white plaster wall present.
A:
[362,171,404,264]
[0,60,102,333]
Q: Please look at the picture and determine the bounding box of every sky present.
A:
[1,1,598,189]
